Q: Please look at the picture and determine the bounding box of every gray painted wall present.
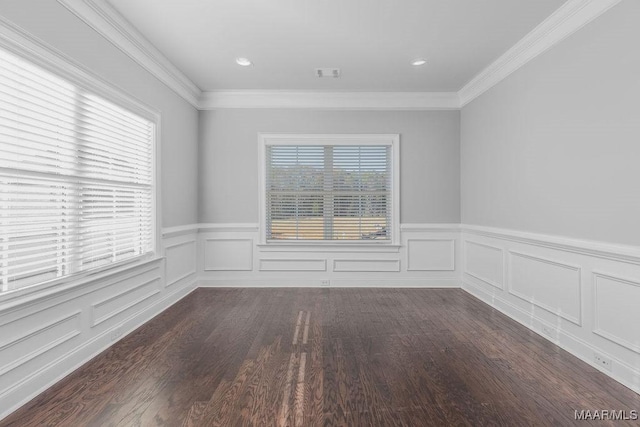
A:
[0,0,199,228]
[199,109,460,224]
[461,1,640,246]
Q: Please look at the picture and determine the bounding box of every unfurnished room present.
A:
[0,0,639,425]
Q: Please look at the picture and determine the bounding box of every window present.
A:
[0,47,156,294]
[260,134,399,244]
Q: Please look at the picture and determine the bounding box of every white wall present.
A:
[460,1,640,394]
[197,109,461,288]
[0,0,199,228]
[0,0,200,419]
[461,0,640,246]
[199,109,460,224]
[2,1,639,421]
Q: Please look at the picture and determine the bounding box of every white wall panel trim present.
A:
[463,224,640,265]
[199,277,459,288]
[0,311,81,378]
[406,239,456,271]
[593,272,640,354]
[507,250,582,326]
[203,238,254,271]
[259,259,327,272]
[463,279,640,395]
[0,281,196,421]
[162,225,199,239]
[257,244,401,253]
[0,259,162,315]
[90,277,162,327]
[463,240,504,289]
[164,239,197,288]
[333,259,401,272]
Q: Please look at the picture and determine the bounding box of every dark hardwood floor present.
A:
[2,288,639,426]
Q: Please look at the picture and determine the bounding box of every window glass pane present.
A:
[0,47,154,293]
[265,143,391,241]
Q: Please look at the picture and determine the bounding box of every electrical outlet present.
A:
[594,353,612,371]
[320,280,330,287]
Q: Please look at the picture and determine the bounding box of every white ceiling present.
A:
[106,0,565,92]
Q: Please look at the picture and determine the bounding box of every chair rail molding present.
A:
[461,224,640,396]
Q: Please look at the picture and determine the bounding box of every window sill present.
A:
[0,255,162,312]
[257,242,401,253]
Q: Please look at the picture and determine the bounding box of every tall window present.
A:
[261,134,399,243]
[0,47,155,293]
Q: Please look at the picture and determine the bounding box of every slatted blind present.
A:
[266,144,391,241]
[0,47,154,293]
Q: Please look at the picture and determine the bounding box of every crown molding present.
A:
[458,0,622,107]
[0,15,159,122]
[198,90,461,110]
[57,0,202,108]
[21,0,622,111]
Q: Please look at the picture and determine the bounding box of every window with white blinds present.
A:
[263,136,397,242]
[0,47,155,293]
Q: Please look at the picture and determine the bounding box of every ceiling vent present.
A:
[316,68,340,78]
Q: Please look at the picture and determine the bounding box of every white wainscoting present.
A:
[0,226,198,421]
[198,223,460,288]
[461,224,640,395]
[3,221,640,422]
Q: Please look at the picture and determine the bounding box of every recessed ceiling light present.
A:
[236,57,252,66]
[411,58,427,66]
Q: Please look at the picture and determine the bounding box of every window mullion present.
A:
[323,146,334,240]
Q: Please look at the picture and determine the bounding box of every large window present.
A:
[0,47,156,293]
[260,134,399,243]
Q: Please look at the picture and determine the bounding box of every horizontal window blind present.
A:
[0,47,154,293]
[266,144,391,241]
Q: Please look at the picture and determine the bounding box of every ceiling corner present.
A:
[57,0,203,108]
[457,0,622,107]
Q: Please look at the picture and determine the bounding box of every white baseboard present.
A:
[198,277,459,288]
[463,279,640,395]
[0,280,196,421]
[3,221,640,423]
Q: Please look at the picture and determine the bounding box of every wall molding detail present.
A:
[57,0,201,107]
[461,225,640,396]
[3,220,639,422]
[463,240,504,289]
[463,224,640,265]
[463,279,640,395]
[9,0,621,110]
[198,90,461,110]
[406,239,456,271]
[592,272,640,354]
[259,259,327,272]
[507,250,582,326]
[199,277,460,288]
[458,0,623,106]
[0,232,198,421]
[198,222,460,287]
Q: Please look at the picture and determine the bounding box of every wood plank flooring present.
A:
[2,288,639,426]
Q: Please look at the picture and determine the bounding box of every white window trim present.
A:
[258,133,400,247]
[0,18,162,304]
